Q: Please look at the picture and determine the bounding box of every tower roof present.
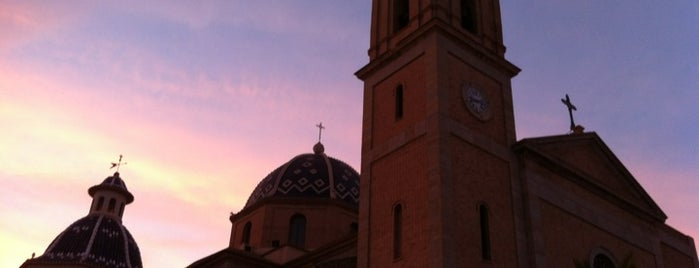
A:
[88,172,134,203]
[244,143,360,209]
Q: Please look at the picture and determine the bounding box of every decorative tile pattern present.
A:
[34,215,142,268]
[245,153,360,208]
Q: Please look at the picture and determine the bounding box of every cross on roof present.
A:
[561,94,577,131]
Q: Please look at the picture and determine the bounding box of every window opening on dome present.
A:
[95,196,104,211]
[395,85,404,120]
[118,203,125,217]
[108,198,116,212]
[460,0,478,34]
[592,253,616,268]
[288,214,306,247]
[393,203,403,260]
[479,203,491,260]
[242,221,252,245]
[591,250,616,268]
[393,0,409,33]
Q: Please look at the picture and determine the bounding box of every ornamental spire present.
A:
[110,154,127,172]
[314,122,326,154]
[316,122,325,142]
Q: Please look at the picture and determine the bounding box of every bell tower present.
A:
[356,0,524,267]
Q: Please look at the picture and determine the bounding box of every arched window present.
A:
[593,253,616,268]
[95,197,104,211]
[587,248,617,268]
[395,85,404,120]
[288,214,306,247]
[242,221,252,245]
[460,0,478,33]
[108,198,116,212]
[479,204,491,260]
[393,203,403,259]
[393,0,410,32]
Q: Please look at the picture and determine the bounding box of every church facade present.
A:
[22,1,698,268]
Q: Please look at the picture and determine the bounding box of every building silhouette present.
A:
[22,1,699,267]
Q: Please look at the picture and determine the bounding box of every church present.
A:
[21,0,698,267]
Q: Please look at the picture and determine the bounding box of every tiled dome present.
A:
[244,143,360,208]
[32,214,142,268]
[23,171,141,268]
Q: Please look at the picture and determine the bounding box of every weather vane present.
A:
[561,94,577,131]
[110,154,127,172]
[316,122,325,142]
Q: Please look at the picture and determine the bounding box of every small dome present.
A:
[244,148,360,209]
[32,214,142,268]
[101,172,129,190]
[89,172,134,203]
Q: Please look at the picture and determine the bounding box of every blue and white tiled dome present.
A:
[244,142,360,208]
[23,172,142,268]
[32,215,142,268]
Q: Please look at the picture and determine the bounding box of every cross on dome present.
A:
[316,122,325,142]
[313,123,327,154]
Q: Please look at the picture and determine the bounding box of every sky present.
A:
[1,1,697,267]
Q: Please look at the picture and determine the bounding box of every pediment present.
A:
[514,132,666,222]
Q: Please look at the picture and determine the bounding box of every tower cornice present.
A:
[356,19,520,81]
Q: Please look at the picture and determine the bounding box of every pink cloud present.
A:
[0,2,94,51]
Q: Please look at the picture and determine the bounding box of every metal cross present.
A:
[110,154,127,172]
[561,94,577,131]
[316,122,325,142]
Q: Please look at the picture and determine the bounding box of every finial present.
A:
[110,154,127,172]
[313,123,326,154]
[314,122,326,154]
[313,142,325,154]
[315,122,325,142]
[561,94,578,132]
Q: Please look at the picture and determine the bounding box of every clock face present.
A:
[462,85,490,121]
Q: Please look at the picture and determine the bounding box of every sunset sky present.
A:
[1,1,697,267]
